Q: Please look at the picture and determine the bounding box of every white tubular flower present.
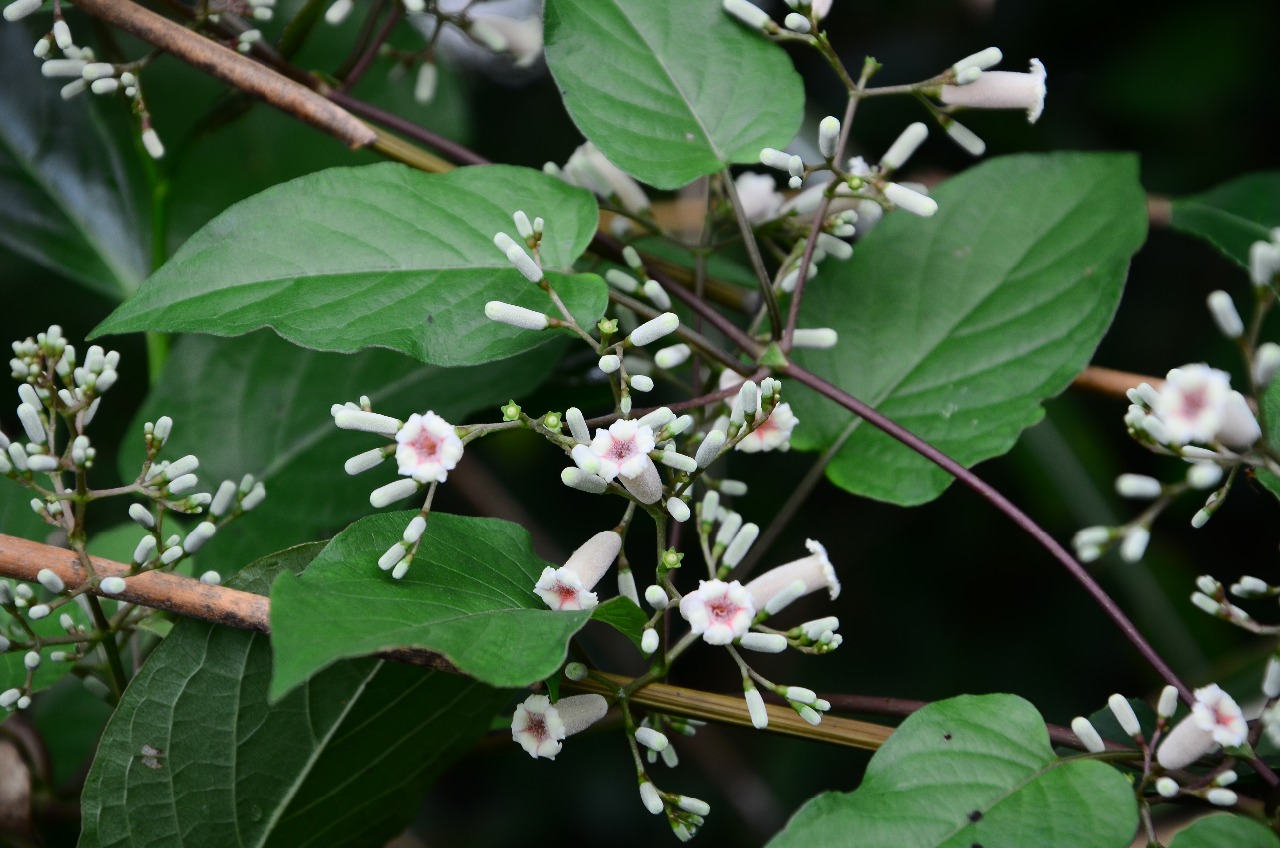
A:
[880,122,928,172]
[1108,694,1142,737]
[736,403,799,453]
[565,407,591,444]
[485,301,549,330]
[1250,237,1280,287]
[791,328,838,349]
[511,693,608,760]
[395,412,464,484]
[560,142,650,216]
[940,59,1047,124]
[344,447,388,475]
[3,0,41,21]
[735,172,784,224]
[1157,685,1180,719]
[333,409,402,435]
[1207,290,1244,339]
[1217,390,1261,449]
[739,632,787,653]
[184,522,217,554]
[505,244,543,283]
[1157,684,1247,770]
[696,429,726,468]
[37,569,65,594]
[883,182,938,217]
[679,579,756,645]
[1115,474,1162,499]
[1254,343,1280,386]
[1155,777,1179,798]
[635,726,668,752]
[784,12,809,32]
[744,539,839,613]
[628,313,680,347]
[141,128,165,160]
[1071,716,1106,753]
[561,466,608,494]
[53,19,72,49]
[1119,527,1149,563]
[721,522,759,568]
[534,530,622,611]
[641,627,660,654]
[1264,657,1280,698]
[666,497,690,522]
[816,231,853,260]
[744,683,769,729]
[369,478,421,508]
[818,116,841,160]
[655,344,691,370]
[723,0,771,30]
[952,46,1003,76]
[414,62,437,104]
[942,118,986,156]
[639,407,675,431]
[639,781,664,815]
[325,0,353,24]
[605,269,639,293]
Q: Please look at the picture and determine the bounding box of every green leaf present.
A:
[0,476,52,543]
[591,596,648,649]
[544,0,803,189]
[1168,814,1280,848]
[79,542,507,847]
[1170,171,1280,268]
[118,331,559,576]
[0,23,147,299]
[790,152,1146,505]
[767,694,1138,848]
[270,512,591,699]
[92,163,606,366]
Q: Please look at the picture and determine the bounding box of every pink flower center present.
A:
[1179,387,1208,417]
[1212,701,1234,728]
[526,712,548,743]
[408,429,443,463]
[607,437,637,462]
[555,581,579,606]
[707,595,741,623]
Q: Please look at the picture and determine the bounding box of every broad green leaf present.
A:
[1170,171,1280,268]
[79,542,507,848]
[1168,814,1280,848]
[0,23,148,299]
[767,694,1137,848]
[790,153,1146,505]
[270,512,592,699]
[591,596,648,649]
[0,475,52,543]
[1258,379,1280,501]
[92,163,607,366]
[118,331,558,576]
[544,0,803,189]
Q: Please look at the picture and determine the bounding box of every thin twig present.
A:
[69,0,376,150]
[781,363,1195,704]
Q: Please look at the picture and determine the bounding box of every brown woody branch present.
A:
[69,0,376,150]
[0,533,268,632]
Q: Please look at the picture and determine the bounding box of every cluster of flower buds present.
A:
[332,398,463,577]
[722,0,832,36]
[3,8,166,158]
[1071,683,1244,809]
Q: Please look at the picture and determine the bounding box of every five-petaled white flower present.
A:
[395,412,464,483]
[679,579,756,645]
[1154,365,1259,448]
[589,419,657,482]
